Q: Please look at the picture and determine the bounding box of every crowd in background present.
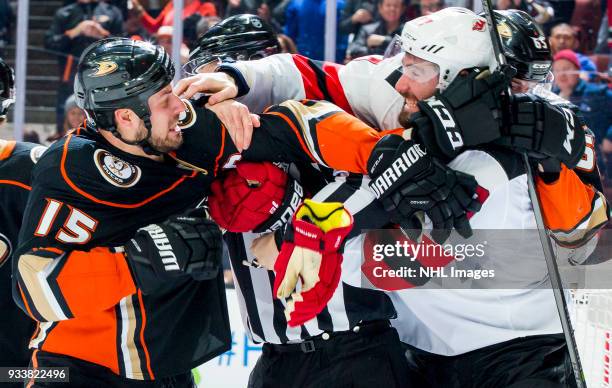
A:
[0,0,610,183]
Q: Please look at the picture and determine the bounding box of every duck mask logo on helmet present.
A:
[74,38,176,155]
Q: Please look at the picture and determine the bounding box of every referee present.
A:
[214,165,411,388]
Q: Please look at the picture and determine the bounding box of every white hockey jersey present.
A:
[221,53,610,355]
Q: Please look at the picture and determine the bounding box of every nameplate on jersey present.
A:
[93,149,141,188]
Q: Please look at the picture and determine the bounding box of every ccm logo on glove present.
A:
[370,143,427,199]
[425,98,462,150]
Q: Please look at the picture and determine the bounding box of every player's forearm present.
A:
[14,247,136,322]
[247,100,404,174]
[223,54,306,113]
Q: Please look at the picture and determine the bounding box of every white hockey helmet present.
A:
[400,7,497,91]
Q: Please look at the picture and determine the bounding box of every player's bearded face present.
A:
[395,53,439,128]
[145,86,185,153]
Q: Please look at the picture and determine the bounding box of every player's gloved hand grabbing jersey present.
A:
[124,208,223,294]
[273,199,353,327]
[208,161,304,233]
[368,134,481,244]
[410,65,516,160]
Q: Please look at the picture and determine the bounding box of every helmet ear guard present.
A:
[74,38,175,154]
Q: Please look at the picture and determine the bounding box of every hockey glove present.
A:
[208,162,304,233]
[367,134,481,243]
[273,199,353,327]
[410,66,516,160]
[495,94,586,172]
[125,208,223,294]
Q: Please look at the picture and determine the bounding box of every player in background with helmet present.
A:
[184,14,281,75]
[0,58,46,385]
[12,39,230,386]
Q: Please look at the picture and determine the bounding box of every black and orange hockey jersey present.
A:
[13,128,230,380]
[172,98,404,177]
[174,97,609,247]
[0,140,45,369]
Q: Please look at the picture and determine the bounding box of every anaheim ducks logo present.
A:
[30,145,48,164]
[0,233,11,268]
[94,149,142,188]
[91,61,118,77]
[497,22,513,39]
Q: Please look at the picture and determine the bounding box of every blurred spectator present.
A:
[347,0,404,59]
[224,0,260,17]
[278,33,298,53]
[48,94,85,143]
[23,130,40,144]
[124,8,151,40]
[0,0,12,56]
[271,0,293,25]
[196,15,223,37]
[132,0,217,35]
[257,1,285,31]
[569,0,603,54]
[549,23,597,79]
[495,0,554,25]
[552,49,612,142]
[544,0,575,32]
[155,26,190,65]
[284,0,348,62]
[339,0,376,36]
[45,0,124,134]
[419,0,445,16]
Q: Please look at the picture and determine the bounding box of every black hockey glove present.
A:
[410,65,516,160]
[495,94,586,172]
[367,134,482,243]
[125,208,223,294]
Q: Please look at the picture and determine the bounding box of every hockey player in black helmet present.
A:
[74,37,179,155]
[0,57,44,385]
[493,9,554,92]
[13,37,232,386]
[185,14,280,74]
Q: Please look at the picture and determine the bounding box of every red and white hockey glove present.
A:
[208,162,304,233]
[273,199,353,327]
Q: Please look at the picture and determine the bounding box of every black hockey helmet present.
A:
[0,57,15,118]
[493,10,552,82]
[186,14,280,74]
[74,38,175,151]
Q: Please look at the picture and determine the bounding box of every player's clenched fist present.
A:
[124,208,223,294]
[273,199,353,327]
